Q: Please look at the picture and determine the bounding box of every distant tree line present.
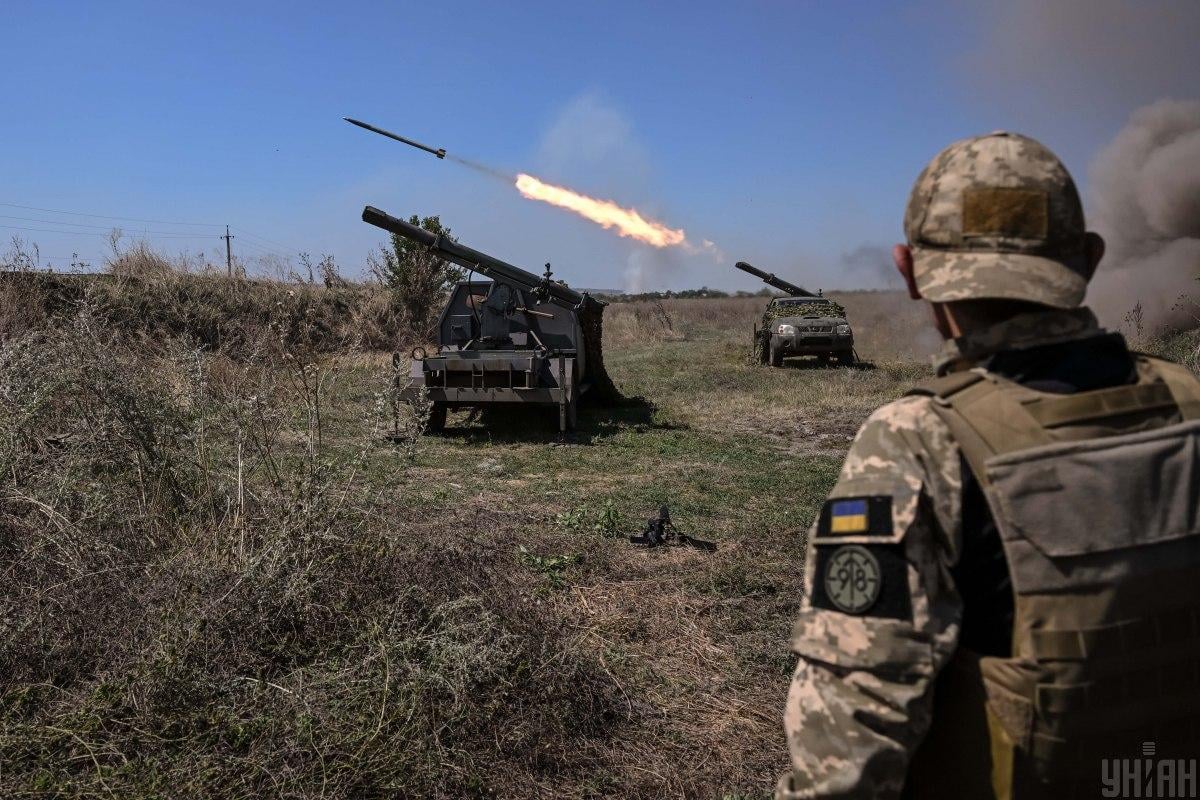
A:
[596,287,777,303]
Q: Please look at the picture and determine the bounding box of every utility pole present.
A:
[223,225,235,277]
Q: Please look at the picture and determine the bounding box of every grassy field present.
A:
[322,295,932,797]
[6,282,1189,799]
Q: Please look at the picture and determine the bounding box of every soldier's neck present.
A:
[933,307,1102,375]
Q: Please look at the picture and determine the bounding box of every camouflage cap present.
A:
[904,131,1090,308]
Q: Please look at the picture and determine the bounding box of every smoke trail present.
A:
[447,155,515,183]
[1087,99,1200,332]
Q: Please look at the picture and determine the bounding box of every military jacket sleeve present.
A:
[777,396,964,800]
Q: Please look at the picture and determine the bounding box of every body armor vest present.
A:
[903,355,1200,799]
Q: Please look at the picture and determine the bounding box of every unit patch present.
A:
[815,495,893,540]
[811,543,911,620]
[823,546,880,613]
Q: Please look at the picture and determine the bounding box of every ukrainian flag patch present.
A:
[829,499,868,533]
[816,495,893,540]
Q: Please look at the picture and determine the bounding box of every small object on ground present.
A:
[629,505,717,551]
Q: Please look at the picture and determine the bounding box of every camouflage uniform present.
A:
[776,308,1100,799]
[778,132,1200,798]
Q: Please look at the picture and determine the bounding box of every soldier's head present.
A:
[893,131,1105,337]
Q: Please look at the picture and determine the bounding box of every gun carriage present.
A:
[363,206,616,432]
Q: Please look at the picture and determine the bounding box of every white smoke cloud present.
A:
[1087,100,1200,331]
[840,244,901,290]
[622,247,684,294]
[531,91,725,292]
[533,91,651,189]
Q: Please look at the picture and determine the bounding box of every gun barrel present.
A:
[362,206,590,307]
[734,260,816,297]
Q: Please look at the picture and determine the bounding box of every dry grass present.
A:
[0,273,943,799]
[4,266,1194,799]
[0,313,626,799]
[0,257,405,354]
[605,291,940,361]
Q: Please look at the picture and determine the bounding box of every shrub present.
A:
[368,215,465,341]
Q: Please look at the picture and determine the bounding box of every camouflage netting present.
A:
[579,301,622,405]
[761,300,847,323]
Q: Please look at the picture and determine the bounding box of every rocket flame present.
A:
[515,173,687,248]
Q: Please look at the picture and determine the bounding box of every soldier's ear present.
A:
[893,244,921,300]
[1082,232,1105,281]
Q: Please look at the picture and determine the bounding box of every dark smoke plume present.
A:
[972,1,1200,120]
[1087,100,1200,332]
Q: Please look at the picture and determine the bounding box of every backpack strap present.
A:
[1140,355,1200,420]
[907,369,986,400]
[910,369,1046,486]
[909,358,1200,484]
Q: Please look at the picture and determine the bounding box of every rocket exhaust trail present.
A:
[344,115,720,253]
[446,155,514,182]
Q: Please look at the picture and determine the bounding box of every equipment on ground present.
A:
[629,506,716,551]
[364,206,617,432]
[736,261,856,368]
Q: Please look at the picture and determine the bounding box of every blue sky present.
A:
[2,1,1196,291]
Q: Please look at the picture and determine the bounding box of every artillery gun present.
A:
[363,207,617,432]
[735,261,856,367]
[734,260,819,298]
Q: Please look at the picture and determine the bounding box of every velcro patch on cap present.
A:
[962,187,1048,240]
[815,496,893,540]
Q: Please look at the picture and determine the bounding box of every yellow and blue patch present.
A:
[829,499,868,533]
[816,495,893,540]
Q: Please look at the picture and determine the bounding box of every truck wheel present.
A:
[769,342,784,368]
[426,402,447,433]
[837,351,855,366]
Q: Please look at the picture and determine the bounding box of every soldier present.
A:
[778,132,1200,799]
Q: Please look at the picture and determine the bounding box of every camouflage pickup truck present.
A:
[756,295,855,367]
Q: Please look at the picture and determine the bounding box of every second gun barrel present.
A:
[734,260,815,297]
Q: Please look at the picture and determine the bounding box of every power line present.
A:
[235,238,289,257]
[0,224,219,239]
[0,201,305,263]
[0,201,221,228]
[231,226,301,255]
[0,214,223,237]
